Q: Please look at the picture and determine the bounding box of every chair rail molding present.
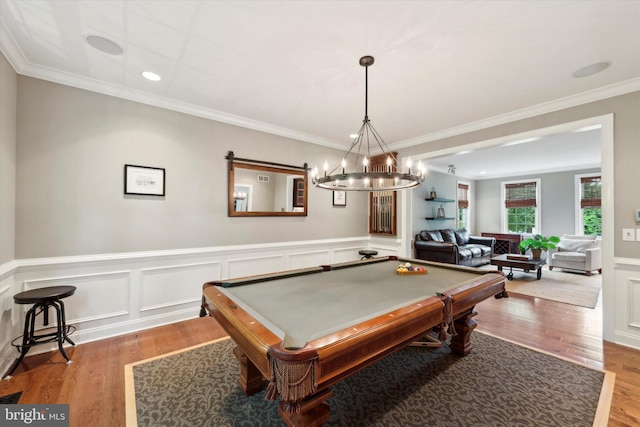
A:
[0,237,377,376]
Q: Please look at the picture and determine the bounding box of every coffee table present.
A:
[490,253,546,280]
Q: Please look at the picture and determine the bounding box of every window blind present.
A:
[580,176,601,208]
[457,183,469,209]
[505,182,537,208]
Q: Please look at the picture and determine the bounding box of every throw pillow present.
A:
[454,228,470,245]
[441,229,457,244]
[426,230,444,242]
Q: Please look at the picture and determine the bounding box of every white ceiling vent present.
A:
[257,175,269,183]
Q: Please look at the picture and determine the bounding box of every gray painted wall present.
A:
[475,168,601,237]
[13,76,369,259]
[411,170,470,237]
[0,54,17,264]
[400,91,640,259]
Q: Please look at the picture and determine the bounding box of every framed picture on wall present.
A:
[124,164,166,196]
[333,190,346,206]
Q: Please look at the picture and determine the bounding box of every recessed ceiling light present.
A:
[455,150,472,155]
[572,62,611,78]
[86,35,123,55]
[349,133,359,139]
[142,71,161,82]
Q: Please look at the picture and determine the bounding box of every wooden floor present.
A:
[2,291,639,426]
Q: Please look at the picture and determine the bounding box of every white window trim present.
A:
[501,178,541,234]
[574,172,601,236]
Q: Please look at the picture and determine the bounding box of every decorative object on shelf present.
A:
[311,56,425,191]
[518,234,561,259]
[424,197,455,220]
[430,187,437,199]
[124,164,165,196]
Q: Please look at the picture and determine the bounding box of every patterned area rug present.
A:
[125,334,613,427]
[480,264,602,308]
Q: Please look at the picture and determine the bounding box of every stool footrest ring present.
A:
[11,325,76,352]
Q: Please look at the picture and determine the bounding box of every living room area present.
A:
[404,117,604,310]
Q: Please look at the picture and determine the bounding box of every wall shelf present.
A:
[425,196,456,223]
[425,197,455,203]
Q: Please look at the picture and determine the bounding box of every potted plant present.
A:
[519,234,561,259]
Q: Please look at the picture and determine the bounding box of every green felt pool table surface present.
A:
[213,257,498,349]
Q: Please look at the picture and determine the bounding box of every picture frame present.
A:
[124,164,165,196]
[333,190,346,206]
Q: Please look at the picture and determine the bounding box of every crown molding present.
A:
[0,17,344,151]
[2,15,638,152]
[10,63,345,150]
[390,77,640,150]
[0,16,27,73]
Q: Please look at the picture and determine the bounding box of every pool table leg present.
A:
[233,346,267,396]
[449,309,478,357]
[278,388,332,427]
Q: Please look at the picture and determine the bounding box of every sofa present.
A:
[414,228,495,267]
[548,234,602,276]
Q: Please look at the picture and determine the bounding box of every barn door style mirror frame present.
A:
[227,151,308,217]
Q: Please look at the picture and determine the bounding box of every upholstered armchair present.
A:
[548,234,602,276]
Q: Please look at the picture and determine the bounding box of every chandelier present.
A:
[312,56,425,191]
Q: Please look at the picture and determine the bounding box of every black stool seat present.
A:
[14,286,76,304]
[359,250,378,260]
[5,286,76,379]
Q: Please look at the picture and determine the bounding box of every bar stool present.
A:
[359,250,378,260]
[5,286,76,379]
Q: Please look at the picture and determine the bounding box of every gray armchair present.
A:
[548,234,602,276]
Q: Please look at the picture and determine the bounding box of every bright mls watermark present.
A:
[1,405,69,426]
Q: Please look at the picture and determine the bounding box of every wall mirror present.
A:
[227,151,308,217]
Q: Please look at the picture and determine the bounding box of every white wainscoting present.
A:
[613,257,640,349]
[0,237,394,376]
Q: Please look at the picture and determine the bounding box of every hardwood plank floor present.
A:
[2,291,639,426]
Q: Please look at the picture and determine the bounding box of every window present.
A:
[577,175,601,236]
[503,180,540,233]
[457,182,469,229]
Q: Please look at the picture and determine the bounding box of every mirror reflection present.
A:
[228,154,308,217]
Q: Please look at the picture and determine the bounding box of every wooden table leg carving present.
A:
[449,309,478,356]
[278,389,332,427]
[233,346,266,395]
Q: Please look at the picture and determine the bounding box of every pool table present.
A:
[200,256,506,427]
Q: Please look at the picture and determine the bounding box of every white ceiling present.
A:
[424,126,602,180]
[1,1,639,177]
